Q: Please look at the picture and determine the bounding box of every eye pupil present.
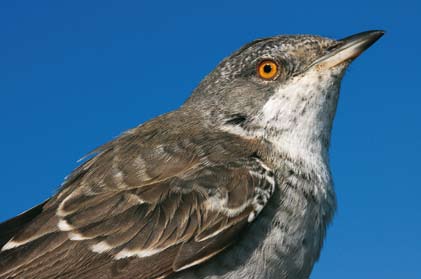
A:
[263,64,272,73]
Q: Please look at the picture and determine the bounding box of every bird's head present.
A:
[184,31,383,163]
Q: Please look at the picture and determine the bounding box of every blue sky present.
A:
[0,1,419,278]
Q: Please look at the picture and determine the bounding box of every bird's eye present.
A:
[257,60,279,80]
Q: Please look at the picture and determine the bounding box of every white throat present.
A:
[257,67,344,177]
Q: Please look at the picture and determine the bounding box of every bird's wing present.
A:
[0,132,275,279]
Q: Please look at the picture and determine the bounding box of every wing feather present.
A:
[0,131,275,279]
[0,201,48,248]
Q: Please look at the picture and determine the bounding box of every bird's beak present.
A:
[310,30,385,70]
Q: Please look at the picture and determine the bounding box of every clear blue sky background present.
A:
[0,1,419,278]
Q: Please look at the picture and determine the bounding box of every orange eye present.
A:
[257,60,279,80]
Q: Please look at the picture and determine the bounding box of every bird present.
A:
[0,30,383,279]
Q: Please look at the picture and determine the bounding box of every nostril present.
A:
[325,42,343,52]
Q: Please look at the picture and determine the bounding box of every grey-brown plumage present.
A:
[0,30,383,279]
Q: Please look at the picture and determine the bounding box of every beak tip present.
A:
[369,29,386,40]
[340,30,385,45]
[338,29,385,55]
